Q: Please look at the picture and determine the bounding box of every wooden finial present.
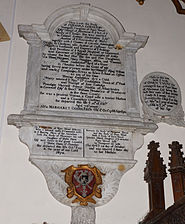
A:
[143,141,167,221]
[145,141,166,181]
[147,140,160,151]
[169,141,185,202]
[169,141,183,151]
[169,141,184,167]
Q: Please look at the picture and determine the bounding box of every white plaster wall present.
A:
[0,0,15,140]
[0,0,185,224]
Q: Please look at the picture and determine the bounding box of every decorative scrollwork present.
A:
[171,0,185,15]
[136,0,185,15]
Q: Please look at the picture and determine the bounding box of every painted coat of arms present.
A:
[62,165,104,206]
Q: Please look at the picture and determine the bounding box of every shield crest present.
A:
[72,169,96,198]
[62,165,105,206]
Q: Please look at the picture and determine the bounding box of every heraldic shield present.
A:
[62,165,105,206]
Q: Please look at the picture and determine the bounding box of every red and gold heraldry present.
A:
[62,165,105,206]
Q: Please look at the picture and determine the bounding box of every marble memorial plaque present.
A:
[33,126,83,157]
[85,128,131,159]
[39,21,126,115]
[140,72,185,126]
[32,125,132,160]
[8,4,158,219]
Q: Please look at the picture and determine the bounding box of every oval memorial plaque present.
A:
[140,72,185,126]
